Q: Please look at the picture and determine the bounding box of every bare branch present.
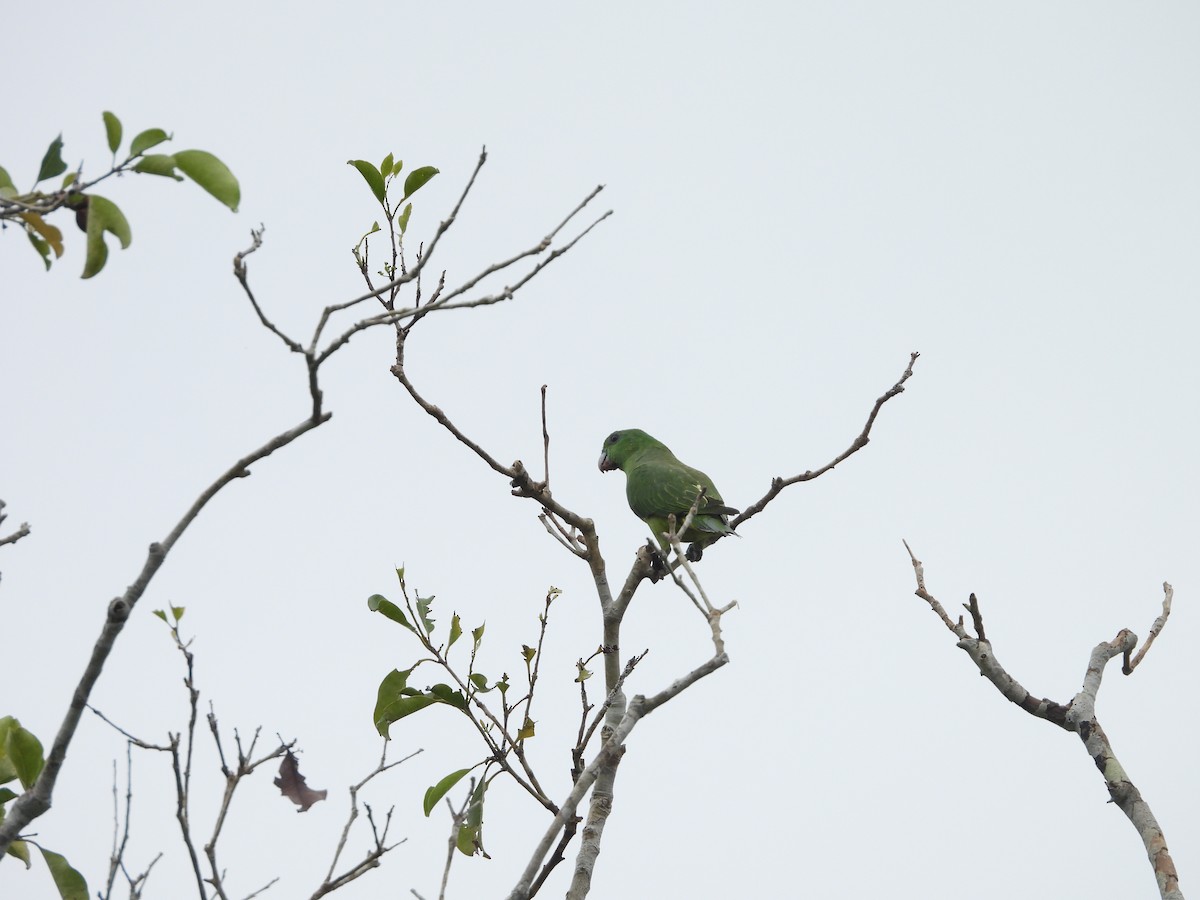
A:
[1124,582,1173,674]
[575,652,648,762]
[735,351,919,530]
[508,647,727,900]
[0,499,31,549]
[903,545,1182,899]
[902,540,969,639]
[422,208,612,315]
[319,742,422,896]
[233,226,304,354]
[540,385,550,487]
[88,706,171,752]
[0,406,330,857]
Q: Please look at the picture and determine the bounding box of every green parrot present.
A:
[598,429,738,561]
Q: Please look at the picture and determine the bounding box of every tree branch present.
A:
[734,351,919,530]
[902,543,1182,899]
[0,499,31,550]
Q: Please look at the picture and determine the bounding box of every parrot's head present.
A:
[598,429,663,473]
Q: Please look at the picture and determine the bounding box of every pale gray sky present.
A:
[3,4,1198,899]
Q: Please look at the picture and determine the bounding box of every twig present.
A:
[101,744,135,900]
[963,592,986,641]
[0,499,31,549]
[540,385,550,488]
[527,820,579,899]
[575,652,648,762]
[233,226,304,354]
[434,790,472,900]
[734,351,919,530]
[318,741,422,897]
[1124,582,1173,674]
[88,707,171,752]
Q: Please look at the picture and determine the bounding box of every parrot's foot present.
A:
[644,541,669,582]
[685,542,704,563]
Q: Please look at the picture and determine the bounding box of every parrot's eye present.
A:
[607,432,620,444]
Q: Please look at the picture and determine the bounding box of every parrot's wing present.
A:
[628,459,735,522]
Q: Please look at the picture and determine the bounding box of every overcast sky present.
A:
[4,4,1198,899]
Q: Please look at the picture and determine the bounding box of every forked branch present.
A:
[902,542,1181,900]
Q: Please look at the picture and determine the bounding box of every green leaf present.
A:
[0,786,18,803]
[469,672,493,692]
[517,716,535,740]
[402,165,439,200]
[423,767,471,817]
[356,221,381,248]
[471,623,485,652]
[456,823,479,857]
[129,128,170,157]
[27,232,52,271]
[0,718,18,784]
[7,837,31,867]
[102,111,122,154]
[170,604,185,622]
[367,594,414,631]
[521,645,536,663]
[397,202,412,235]
[575,662,592,682]
[152,609,168,623]
[7,724,44,790]
[38,847,89,900]
[380,153,394,178]
[416,595,435,634]
[174,150,239,211]
[448,613,462,649]
[456,780,487,856]
[374,668,437,737]
[0,165,16,192]
[428,683,467,710]
[395,566,405,586]
[81,195,132,279]
[347,159,386,206]
[20,213,63,259]
[132,154,183,180]
[36,135,67,183]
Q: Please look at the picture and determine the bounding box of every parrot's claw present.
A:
[644,541,669,582]
[685,542,703,563]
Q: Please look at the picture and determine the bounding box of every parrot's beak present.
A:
[598,452,617,472]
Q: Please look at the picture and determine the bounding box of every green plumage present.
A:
[598,429,738,560]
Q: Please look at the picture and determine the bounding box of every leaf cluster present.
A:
[0,717,88,899]
[0,111,239,278]
[347,153,439,280]
[368,568,559,859]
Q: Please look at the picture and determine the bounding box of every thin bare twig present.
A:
[540,385,551,488]
[233,226,304,353]
[0,499,31,549]
[1124,582,1173,674]
[319,741,422,897]
[734,351,919,530]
